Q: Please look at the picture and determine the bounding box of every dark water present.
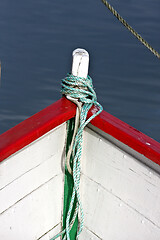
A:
[0,0,160,142]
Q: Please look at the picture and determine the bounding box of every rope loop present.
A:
[61,74,97,104]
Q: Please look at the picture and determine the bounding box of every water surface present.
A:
[0,0,160,142]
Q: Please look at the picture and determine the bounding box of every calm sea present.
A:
[0,0,160,142]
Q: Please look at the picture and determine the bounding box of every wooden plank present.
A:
[38,223,61,240]
[0,153,62,214]
[81,175,160,240]
[89,124,160,174]
[0,123,65,239]
[0,123,66,190]
[0,175,63,240]
[0,97,76,162]
[81,127,160,233]
[79,226,101,240]
[88,106,160,165]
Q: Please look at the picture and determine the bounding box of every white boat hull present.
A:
[0,119,160,239]
[81,125,160,239]
[0,123,66,240]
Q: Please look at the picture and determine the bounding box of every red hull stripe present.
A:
[0,97,160,165]
[0,98,76,162]
[89,106,160,165]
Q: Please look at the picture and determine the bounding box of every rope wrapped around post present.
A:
[50,49,103,240]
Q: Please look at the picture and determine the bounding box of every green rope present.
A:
[101,0,160,59]
[50,74,103,240]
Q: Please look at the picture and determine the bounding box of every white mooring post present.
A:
[65,48,90,175]
[71,48,89,78]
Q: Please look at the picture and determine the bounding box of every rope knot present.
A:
[61,73,97,104]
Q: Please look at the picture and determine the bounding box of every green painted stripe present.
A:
[63,118,78,239]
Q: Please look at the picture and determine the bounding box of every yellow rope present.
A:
[101,0,160,59]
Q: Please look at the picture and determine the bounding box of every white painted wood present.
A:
[0,123,66,239]
[0,123,66,190]
[81,175,160,240]
[0,175,63,240]
[80,126,160,239]
[72,48,89,78]
[80,226,101,240]
[89,124,160,174]
[0,153,62,214]
[38,223,61,240]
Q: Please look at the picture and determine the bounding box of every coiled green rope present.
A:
[50,74,102,240]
